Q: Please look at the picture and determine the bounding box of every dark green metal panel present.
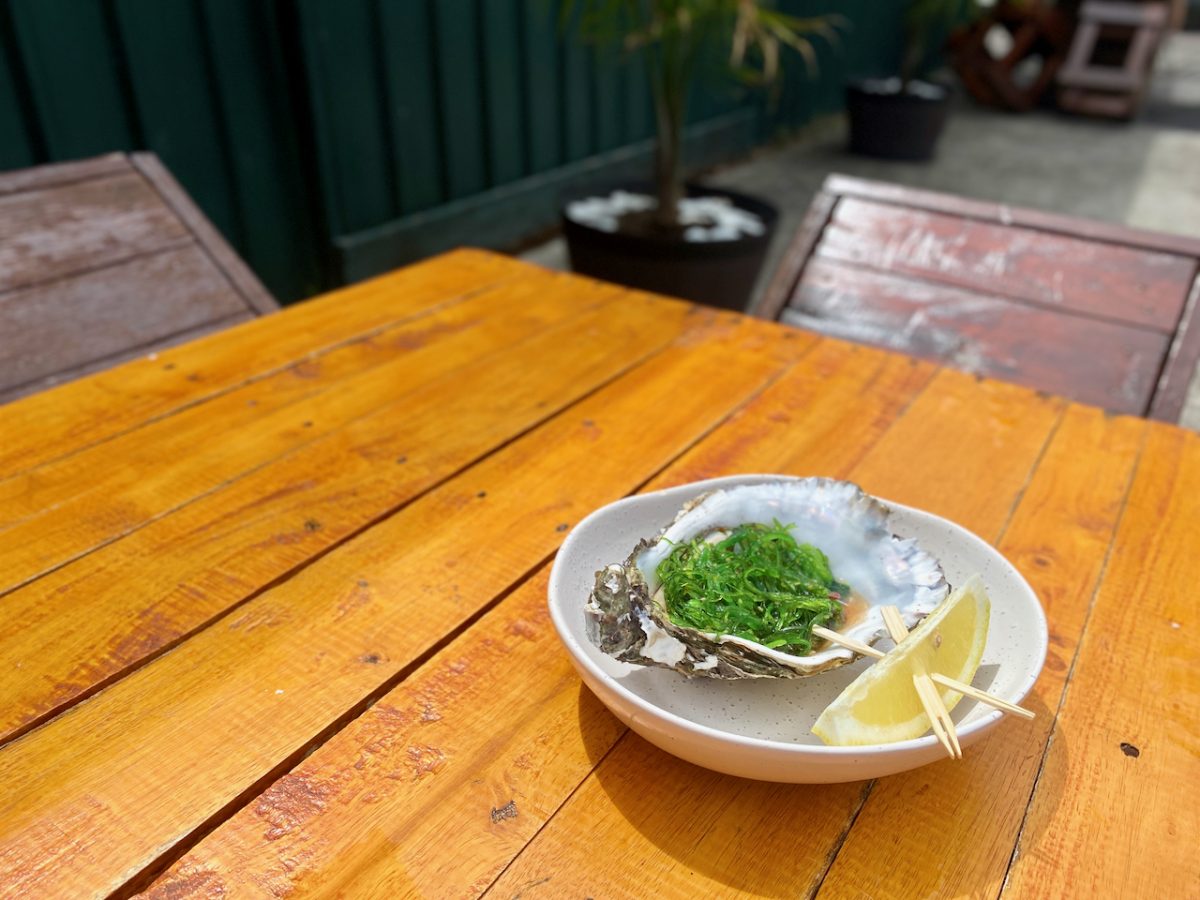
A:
[0,72,34,168]
[0,0,905,300]
[201,0,323,301]
[522,3,561,173]
[433,0,486,199]
[296,0,395,235]
[560,6,591,162]
[481,0,526,185]
[838,0,907,80]
[380,0,443,214]
[623,48,652,145]
[0,14,36,168]
[9,0,134,157]
[113,0,239,243]
[687,30,721,123]
[592,42,621,153]
[769,0,908,129]
[338,109,759,283]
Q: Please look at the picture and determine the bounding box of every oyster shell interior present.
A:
[585,478,949,678]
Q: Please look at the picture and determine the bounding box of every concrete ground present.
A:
[522,33,1200,430]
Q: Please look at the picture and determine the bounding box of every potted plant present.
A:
[846,0,977,161]
[559,1,839,311]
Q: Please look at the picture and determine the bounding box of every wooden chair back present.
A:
[0,152,277,404]
[757,174,1200,421]
[1057,1,1171,118]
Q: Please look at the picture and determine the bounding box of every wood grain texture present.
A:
[815,196,1193,332]
[130,153,277,315]
[647,339,939,491]
[1001,424,1200,898]
[496,734,870,900]
[143,566,625,900]
[763,175,1200,424]
[0,267,600,525]
[0,246,247,396]
[487,367,1064,898]
[0,153,129,195]
[5,250,1195,899]
[0,313,256,407]
[846,368,1064,535]
[142,322,835,900]
[0,248,522,477]
[0,151,280,404]
[0,171,189,294]
[0,280,682,739]
[0,311,811,899]
[0,277,613,590]
[753,189,836,321]
[816,405,1147,900]
[785,259,1170,415]
[824,173,1200,261]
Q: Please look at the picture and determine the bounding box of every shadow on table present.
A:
[587,725,867,894]
[581,676,1068,896]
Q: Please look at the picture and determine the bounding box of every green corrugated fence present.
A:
[0,1,904,302]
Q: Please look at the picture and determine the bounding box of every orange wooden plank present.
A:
[847,367,1065,532]
[143,567,628,900]
[486,371,1064,898]
[145,349,1061,898]
[646,340,938,490]
[484,369,1060,897]
[0,248,523,477]
[1001,424,1200,898]
[0,152,129,196]
[0,272,616,594]
[0,311,813,898]
[143,336,925,899]
[504,734,870,899]
[0,172,188,293]
[816,405,1147,899]
[0,286,690,744]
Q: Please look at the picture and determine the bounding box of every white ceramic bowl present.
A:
[548,474,1047,783]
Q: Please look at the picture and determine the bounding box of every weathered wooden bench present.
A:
[0,152,276,404]
[756,174,1200,421]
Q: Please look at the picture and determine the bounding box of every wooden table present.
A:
[0,250,1194,898]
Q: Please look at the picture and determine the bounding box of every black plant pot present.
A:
[846,78,952,161]
[561,184,778,312]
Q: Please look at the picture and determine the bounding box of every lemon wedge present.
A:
[813,574,991,746]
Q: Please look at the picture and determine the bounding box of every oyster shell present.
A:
[584,478,948,678]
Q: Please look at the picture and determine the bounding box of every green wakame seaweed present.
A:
[656,521,849,654]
